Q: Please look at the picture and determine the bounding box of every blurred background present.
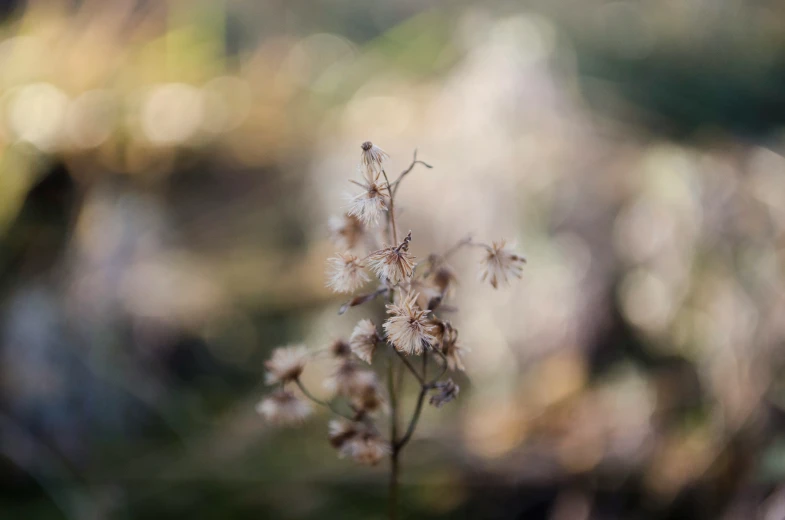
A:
[2,0,785,518]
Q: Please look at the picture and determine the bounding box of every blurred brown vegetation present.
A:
[1,1,785,519]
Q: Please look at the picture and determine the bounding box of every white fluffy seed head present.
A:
[341,434,390,465]
[479,240,526,289]
[326,253,370,293]
[383,292,436,355]
[349,319,378,364]
[347,178,389,226]
[256,390,312,425]
[329,213,366,252]
[264,345,308,385]
[367,233,416,285]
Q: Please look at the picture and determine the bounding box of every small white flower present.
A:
[367,232,416,285]
[264,345,308,385]
[479,240,526,289]
[326,253,370,293]
[349,319,379,364]
[383,292,436,355]
[359,141,389,181]
[256,390,312,425]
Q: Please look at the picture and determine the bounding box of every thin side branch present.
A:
[391,150,432,199]
[338,286,389,315]
[392,346,425,386]
[442,235,474,261]
[295,378,355,420]
[427,348,450,387]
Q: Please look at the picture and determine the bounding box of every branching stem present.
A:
[383,149,434,520]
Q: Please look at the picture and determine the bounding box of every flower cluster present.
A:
[257,142,525,479]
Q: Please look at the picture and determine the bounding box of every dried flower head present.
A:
[349,370,385,413]
[264,345,308,385]
[429,379,459,408]
[479,240,527,289]
[367,232,416,285]
[347,174,389,226]
[432,320,467,371]
[406,262,458,311]
[328,418,358,449]
[349,319,379,364]
[383,291,437,355]
[257,389,312,425]
[326,253,370,293]
[328,339,351,359]
[324,360,362,397]
[430,264,458,297]
[329,214,366,251]
[342,432,390,465]
[359,141,389,181]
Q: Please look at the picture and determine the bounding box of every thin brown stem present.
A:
[389,448,400,520]
[396,358,405,397]
[442,235,474,261]
[414,235,474,280]
[427,348,450,386]
[338,285,389,315]
[382,170,398,245]
[387,354,400,520]
[388,356,398,443]
[392,347,425,385]
[395,386,428,450]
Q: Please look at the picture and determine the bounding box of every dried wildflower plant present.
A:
[256,142,525,519]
